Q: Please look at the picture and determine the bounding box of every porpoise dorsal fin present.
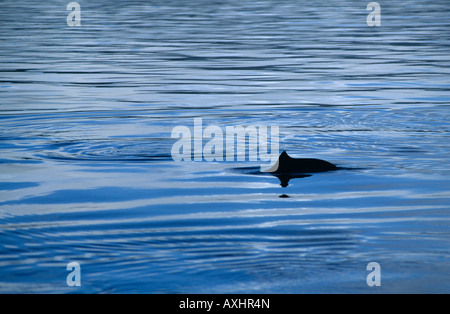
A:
[264,151,287,173]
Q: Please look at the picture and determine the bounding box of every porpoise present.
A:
[264,151,338,174]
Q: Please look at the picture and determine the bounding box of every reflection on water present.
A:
[275,173,312,188]
[0,0,450,293]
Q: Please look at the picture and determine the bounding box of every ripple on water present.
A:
[1,0,450,293]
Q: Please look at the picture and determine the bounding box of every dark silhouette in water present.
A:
[264,151,338,174]
[263,151,338,188]
[230,151,339,190]
[275,173,311,188]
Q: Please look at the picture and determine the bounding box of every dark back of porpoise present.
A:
[265,151,338,174]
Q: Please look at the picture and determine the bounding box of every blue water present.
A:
[0,0,449,293]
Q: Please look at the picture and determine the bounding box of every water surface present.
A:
[0,0,449,293]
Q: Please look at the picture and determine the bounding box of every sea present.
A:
[0,0,449,293]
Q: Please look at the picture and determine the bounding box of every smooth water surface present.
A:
[0,0,449,293]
